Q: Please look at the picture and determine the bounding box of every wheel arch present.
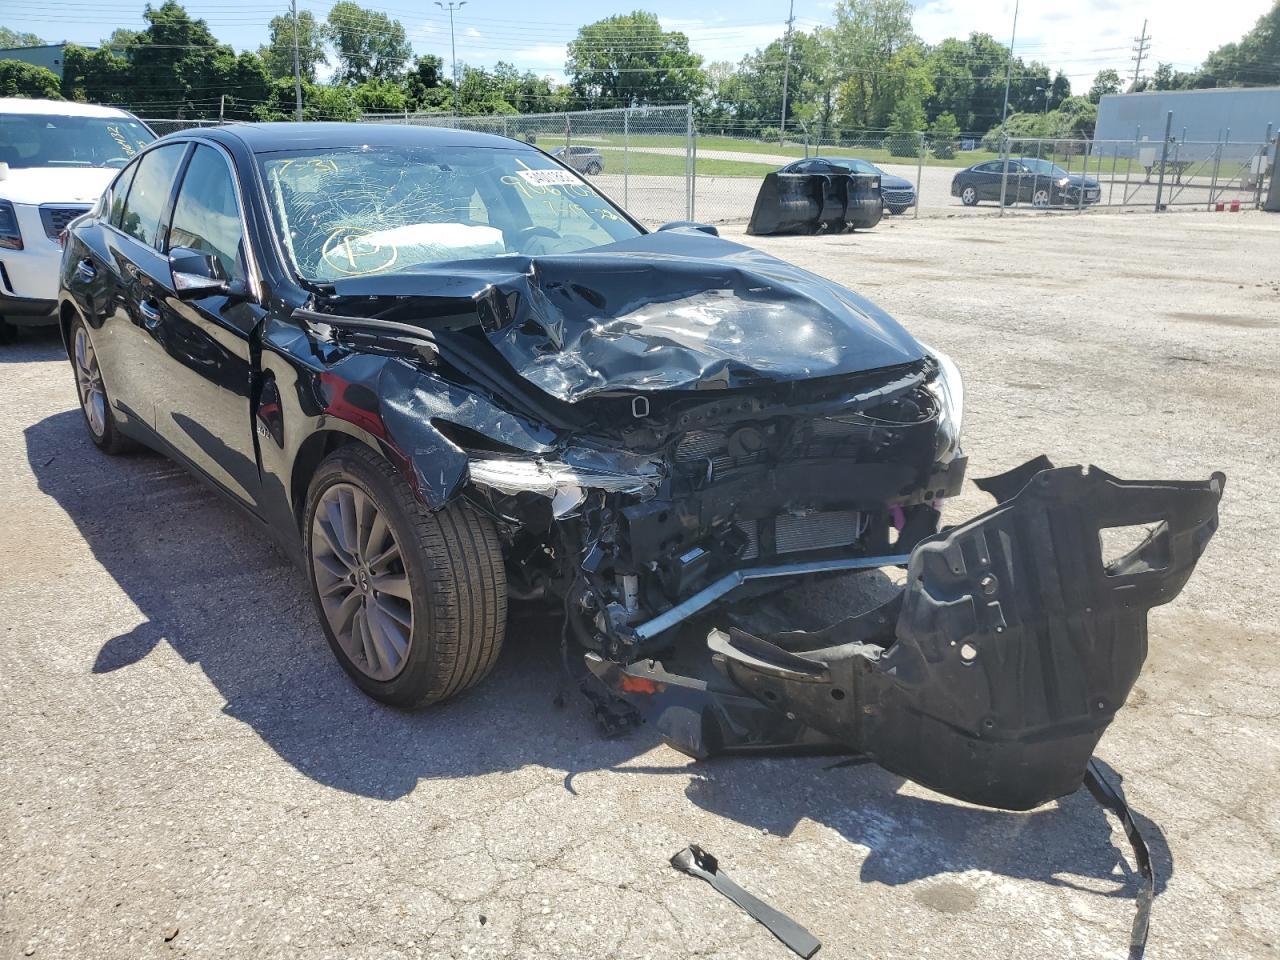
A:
[289,429,375,530]
[58,299,80,359]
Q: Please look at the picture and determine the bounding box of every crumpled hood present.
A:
[0,167,115,206]
[324,228,925,403]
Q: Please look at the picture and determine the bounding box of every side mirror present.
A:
[656,221,719,237]
[169,246,231,300]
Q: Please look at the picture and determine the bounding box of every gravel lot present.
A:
[2,211,1278,960]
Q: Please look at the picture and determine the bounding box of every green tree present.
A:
[1049,69,1071,108]
[923,33,1009,133]
[712,31,822,135]
[260,10,326,82]
[867,40,932,128]
[61,44,131,103]
[1200,0,1280,86]
[929,111,960,158]
[1088,68,1121,103]
[0,28,45,48]
[65,4,273,120]
[353,77,408,113]
[0,60,62,98]
[566,12,706,107]
[405,54,450,111]
[326,0,412,85]
[882,95,925,156]
[828,0,917,129]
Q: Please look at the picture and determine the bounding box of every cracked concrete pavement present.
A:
[1,210,1278,959]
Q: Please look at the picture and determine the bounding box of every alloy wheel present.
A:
[961,186,976,205]
[1033,189,1051,208]
[73,326,107,438]
[311,482,415,681]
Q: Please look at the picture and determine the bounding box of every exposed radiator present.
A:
[736,510,865,561]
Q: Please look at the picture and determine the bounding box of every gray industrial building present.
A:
[1096,87,1280,151]
[0,43,79,78]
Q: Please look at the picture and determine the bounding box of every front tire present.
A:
[304,444,507,708]
[69,316,134,454]
[960,185,978,206]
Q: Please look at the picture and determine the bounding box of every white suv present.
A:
[0,98,154,342]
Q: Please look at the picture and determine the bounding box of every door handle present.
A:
[76,259,96,281]
[138,299,161,326]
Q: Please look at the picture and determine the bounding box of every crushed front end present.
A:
[304,228,1222,813]
[464,350,965,661]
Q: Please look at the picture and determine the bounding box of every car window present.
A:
[258,145,640,283]
[106,160,140,228]
[118,143,187,249]
[830,158,878,175]
[167,145,245,282]
[0,113,154,169]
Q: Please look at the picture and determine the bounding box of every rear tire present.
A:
[586,162,602,176]
[304,444,507,708]
[69,315,135,454]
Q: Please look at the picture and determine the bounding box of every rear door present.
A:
[152,142,265,511]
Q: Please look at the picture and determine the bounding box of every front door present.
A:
[152,143,265,512]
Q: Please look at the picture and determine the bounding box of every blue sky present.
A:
[3,0,1272,87]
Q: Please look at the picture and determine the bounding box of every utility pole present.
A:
[997,0,1019,216]
[1130,19,1151,91]
[290,0,303,121]
[779,0,795,145]
[436,1,467,117]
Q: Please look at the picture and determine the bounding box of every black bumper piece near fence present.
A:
[592,459,1225,811]
[747,172,884,236]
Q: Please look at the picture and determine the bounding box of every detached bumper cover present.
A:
[594,459,1225,811]
[747,172,883,236]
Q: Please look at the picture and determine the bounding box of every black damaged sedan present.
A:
[59,123,1221,811]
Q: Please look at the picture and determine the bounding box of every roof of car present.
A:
[0,97,139,119]
[202,121,532,153]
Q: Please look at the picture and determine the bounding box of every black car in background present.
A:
[55,122,1221,814]
[780,156,917,214]
[951,157,1101,208]
[549,144,604,175]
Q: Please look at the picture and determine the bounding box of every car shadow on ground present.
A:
[24,407,1168,909]
[0,327,65,363]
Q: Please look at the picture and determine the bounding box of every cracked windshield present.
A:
[260,145,642,282]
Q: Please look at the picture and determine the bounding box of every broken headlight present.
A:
[920,343,964,462]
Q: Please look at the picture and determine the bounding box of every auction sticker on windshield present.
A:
[516,169,582,186]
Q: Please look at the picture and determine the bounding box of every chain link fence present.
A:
[141,107,1274,225]
[138,119,225,137]
[691,126,1276,222]
[364,105,696,227]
